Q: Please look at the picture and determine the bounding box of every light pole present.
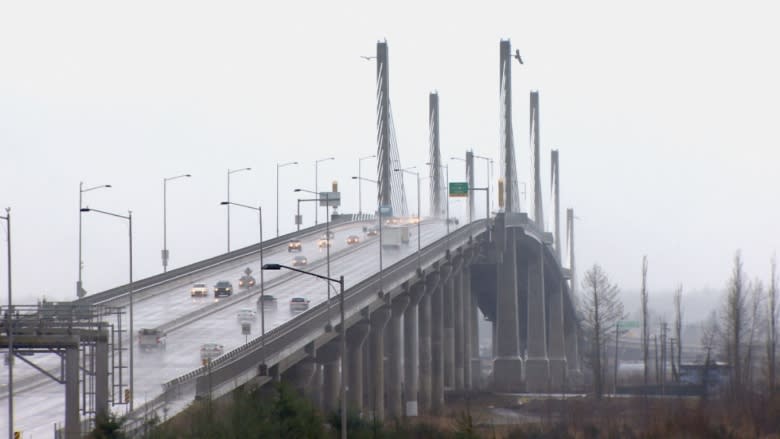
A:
[426,162,450,248]
[351,176,384,293]
[80,207,134,410]
[394,167,421,272]
[78,182,111,298]
[263,263,347,439]
[450,157,470,225]
[162,174,191,272]
[295,188,337,328]
[1,208,12,439]
[357,155,375,214]
[226,167,252,252]
[276,161,298,237]
[351,175,378,218]
[469,186,491,240]
[473,154,493,218]
[220,201,266,372]
[314,157,335,225]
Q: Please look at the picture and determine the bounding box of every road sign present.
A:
[619,320,640,329]
[295,214,302,225]
[241,323,251,335]
[449,182,469,197]
[319,192,341,207]
[379,205,392,216]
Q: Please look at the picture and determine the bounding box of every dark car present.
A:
[293,255,308,266]
[214,281,233,298]
[288,239,302,252]
[346,235,360,245]
[239,275,256,289]
[366,227,379,237]
[257,294,278,310]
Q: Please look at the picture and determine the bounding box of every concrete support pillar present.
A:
[565,322,583,386]
[470,293,481,389]
[431,265,450,414]
[95,332,109,418]
[404,284,425,416]
[308,364,322,408]
[346,322,370,414]
[493,228,524,391]
[454,266,466,391]
[368,306,391,422]
[463,261,473,390]
[419,273,439,413]
[387,295,409,419]
[317,343,341,414]
[548,279,567,390]
[443,273,456,389]
[525,242,550,392]
[283,358,317,394]
[65,345,81,439]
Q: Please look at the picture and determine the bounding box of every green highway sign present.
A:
[619,320,640,329]
[449,182,469,197]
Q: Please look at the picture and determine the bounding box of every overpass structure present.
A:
[1,39,584,438]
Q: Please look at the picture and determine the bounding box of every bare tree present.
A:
[701,310,720,400]
[767,255,778,394]
[744,279,763,390]
[641,256,650,385]
[674,285,683,381]
[581,264,626,399]
[722,251,748,396]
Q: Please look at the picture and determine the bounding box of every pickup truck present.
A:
[191,283,209,297]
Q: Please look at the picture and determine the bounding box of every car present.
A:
[290,297,310,312]
[138,328,166,352]
[346,235,360,245]
[288,239,302,252]
[239,275,256,289]
[200,343,224,364]
[447,217,460,225]
[190,283,209,297]
[366,227,379,237]
[257,294,278,310]
[213,281,233,298]
[236,307,257,323]
[317,238,331,248]
[292,255,308,266]
[385,217,402,225]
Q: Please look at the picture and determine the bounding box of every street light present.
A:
[426,162,451,249]
[276,161,298,237]
[469,187,491,240]
[394,167,422,273]
[162,174,191,272]
[78,182,112,298]
[473,154,492,217]
[80,206,134,411]
[1,208,13,439]
[294,188,336,328]
[314,157,335,225]
[357,155,375,214]
[220,201,267,372]
[263,263,347,439]
[226,167,252,252]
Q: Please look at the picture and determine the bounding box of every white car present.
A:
[200,343,224,363]
[236,307,257,323]
[290,297,310,312]
[190,283,209,297]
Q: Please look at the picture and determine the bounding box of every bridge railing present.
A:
[160,220,486,395]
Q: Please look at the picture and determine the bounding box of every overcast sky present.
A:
[1,1,778,319]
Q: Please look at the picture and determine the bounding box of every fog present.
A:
[1,1,778,318]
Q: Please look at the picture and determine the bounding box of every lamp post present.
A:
[426,162,450,249]
[473,154,492,218]
[314,157,335,225]
[1,208,13,439]
[357,155,375,214]
[351,175,378,218]
[469,187,491,241]
[226,167,252,252]
[220,201,266,372]
[394,167,421,272]
[263,263,347,439]
[162,174,191,272]
[276,161,298,237]
[351,176,384,293]
[78,182,112,298]
[80,207,134,410]
[295,188,336,328]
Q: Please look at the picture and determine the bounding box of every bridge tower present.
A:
[466,150,475,221]
[551,150,561,260]
[530,91,544,228]
[428,92,445,218]
[499,40,521,213]
[375,40,408,217]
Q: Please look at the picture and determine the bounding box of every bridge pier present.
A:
[470,293,481,389]
[316,342,341,414]
[493,227,524,391]
[462,251,475,390]
[404,283,425,416]
[443,266,456,389]
[419,272,439,413]
[548,278,567,390]
[346,322,370,415]
[525,242,550,392]
[283,358,317,395]
[387,295,409,419]
[431,264,451,413]
[65,344,81,439]
[565,321,583,386]
[368,306,391,421]
[95,330,109,418]
[454,264,465,391]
